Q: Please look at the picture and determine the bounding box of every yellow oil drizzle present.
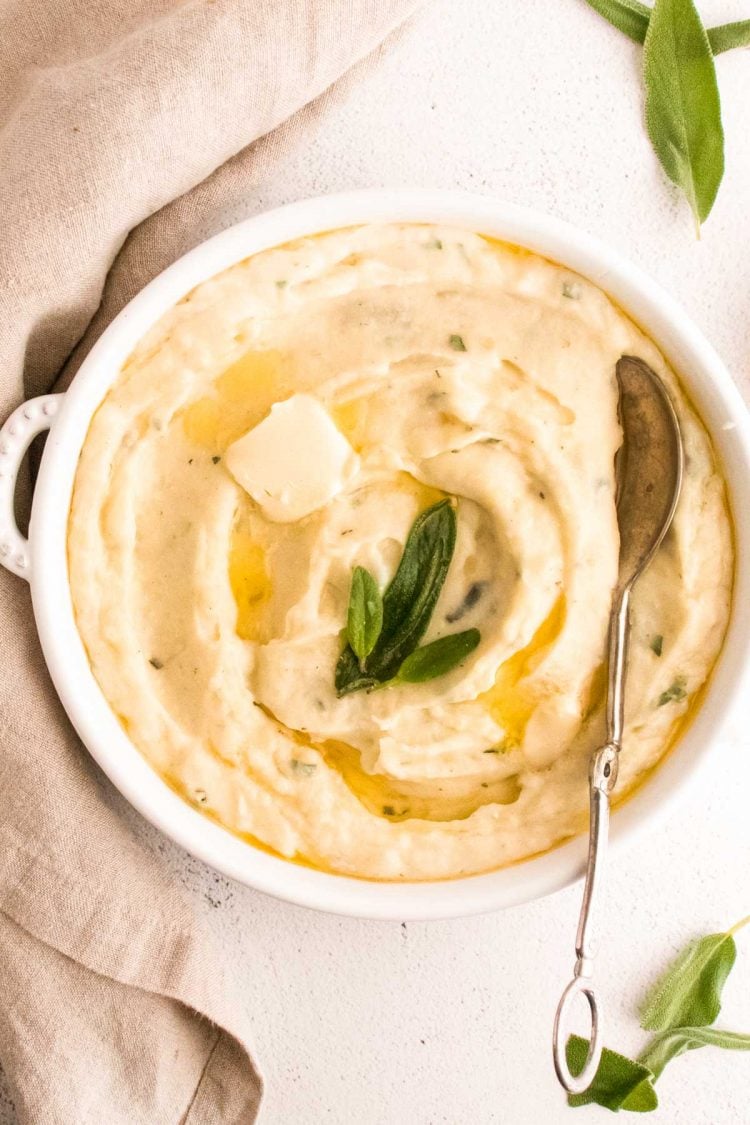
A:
[181,397,223,450]
[480,234,539,262]
[228,523,272,642]
[331,398,366,451]
[216,671,717,881]
[318,739,521,823]
[247,656,517,825]
[480,595,566,745]
[181,348,293,455]
[583,661,607,720]
[388,471,445,511]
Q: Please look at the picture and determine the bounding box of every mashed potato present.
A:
[68,224,733,879]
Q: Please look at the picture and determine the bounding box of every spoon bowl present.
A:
[614,355,685,590]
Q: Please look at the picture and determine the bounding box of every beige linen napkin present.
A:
[0,3,421,1122]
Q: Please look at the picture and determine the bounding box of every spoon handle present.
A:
[552,742,619,1091]
[552,588,629,1093]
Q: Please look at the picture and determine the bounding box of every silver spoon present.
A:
[552,355,684,1094]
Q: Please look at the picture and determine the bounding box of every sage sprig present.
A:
[644,0,724,230]
[346,566,383,669]
[639,1025,750,1082]
[582,0,750,226]
[583,0,750,53]
[566,1037,658,1111]
[708,19,750,54]
[395,628,481,683]
[335,499,482,695]
[368,498,457,681]
[567,914,750,1113]
[640,926,740,1030]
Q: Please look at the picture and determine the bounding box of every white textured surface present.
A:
[2,1,750,1121]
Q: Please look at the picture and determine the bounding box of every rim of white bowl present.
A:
[28,189,750,920]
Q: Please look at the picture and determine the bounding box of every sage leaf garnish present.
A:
[708,19,750,54]
[581,0,750,225]
[396,628,480,684]
[365,499,457,681]
[334,650,378,696]
[449,334,467,351]
[346,566,383,668]
[644,0,724,231]
[649,634,663,656]
[582,0,652,45]
[335,499,482,695]
[582,0,750,55]
[641,916,750,1031]
[567,915,750,1112]
[566,1036,658,1111]
[639,1026,750,1081]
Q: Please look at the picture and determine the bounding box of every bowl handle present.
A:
[0,394,64,581]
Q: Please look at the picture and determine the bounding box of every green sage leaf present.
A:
[639,1026,750,1081]
[566,1036,658,1112]
[643,0,724,228]
[334,499,459,695]
[366,499,458,681]
[346,566,383,666]
[583,0,750,54]
[582,0,650,45]
[641,915,750,1031]
[641,932,736,1031]
[708,20,750,54]
[396,628,480,684]
[334,648,378,696]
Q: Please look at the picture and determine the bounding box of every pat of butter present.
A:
[226,394,358,522]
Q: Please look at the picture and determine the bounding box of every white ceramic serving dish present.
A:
[1,190,748,920]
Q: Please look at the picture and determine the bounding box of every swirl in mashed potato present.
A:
[68,224,733,880]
